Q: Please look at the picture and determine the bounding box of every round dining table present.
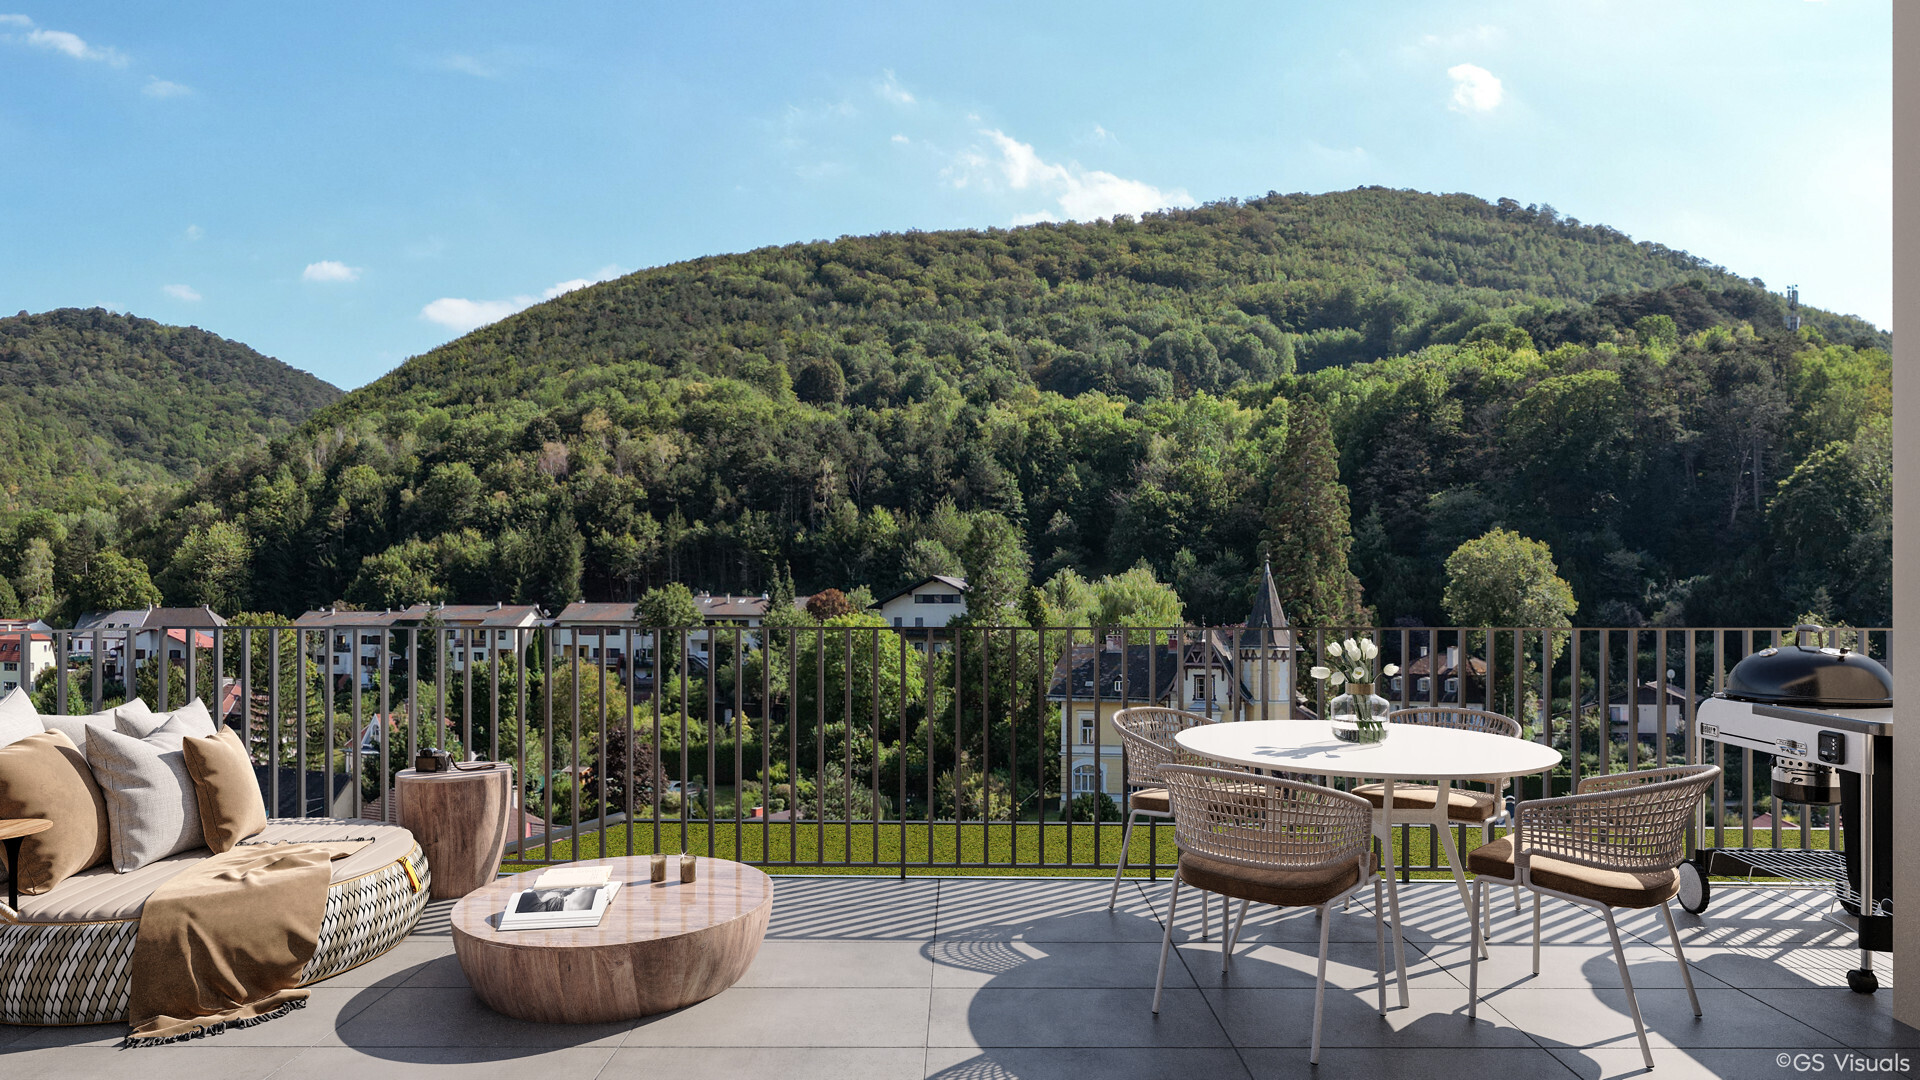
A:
[1174,718,1563,1008]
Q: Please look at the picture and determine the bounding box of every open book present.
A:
[497,879,621,931]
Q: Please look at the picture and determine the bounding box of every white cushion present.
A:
[0,686,41,747]
[44,699,151,761]
[85,713,208,872]
[115,697,213,740]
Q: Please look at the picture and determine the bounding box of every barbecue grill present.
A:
[1690,625,1892,993]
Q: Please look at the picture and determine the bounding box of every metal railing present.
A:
[9,621,1889,877]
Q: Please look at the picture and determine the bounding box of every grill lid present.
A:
[1723,625,1893,708]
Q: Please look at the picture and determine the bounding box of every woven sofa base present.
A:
[0,842,430,1026]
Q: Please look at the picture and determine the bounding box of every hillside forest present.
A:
[0,188,1892,635]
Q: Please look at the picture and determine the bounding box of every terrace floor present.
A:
[3,876,1916,1079]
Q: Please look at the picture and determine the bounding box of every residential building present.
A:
[0,631,54,696]
[1605,680,1700,741]
[419,603,546,671]
[70,605,227,682]
[1386,645,1487,703]
[869,575,968,637]
[294,608,417,687]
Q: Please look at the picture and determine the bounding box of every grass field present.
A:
[505,818,1838,879]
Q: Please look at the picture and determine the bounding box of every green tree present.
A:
[168,521,251,612]
[14,537,55,620]
[958,512,1029,624]
[1442,529,1577,629]
[1263,400,1365,627]
[637,583,703,628]
[67,550,161,617]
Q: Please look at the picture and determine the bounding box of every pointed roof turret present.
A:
[1246,560,1289,629]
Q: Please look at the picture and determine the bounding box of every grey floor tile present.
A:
[1241,1045,1580,1078]
[767,876,941,940]
[317,939,457,988]
[1196,892,1401,944]
[926,987,1227,1048]
[2,987,390,1050]
[394,949,471,987]
[925,1046,1253,1079]
[930,939,1194,988]
[404,899,457,938]
[1419,943,1733,991]
[1482,986,1841,1051]
[603,1046,928,1080]
[332,986,629,1048]
[0,1046,303,1078]
[1550,1046,1917,1079]
[1178,938,1456,990]
[0,1023,127,1050]
[1744,987,1920,1049]
[270,1045,618,1078]
[740,940,934,987]
[935,878,1168,943]
[1202,986,1533,1048]
[623,987,932,1047]
[1686,945,1893,989]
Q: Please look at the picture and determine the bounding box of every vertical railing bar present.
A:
[869,627,881,866]
[1742,629,1754,850]
[842,627,853,863]
[735,624,746,864]
[898,629,908,878]
[268,627,282,818]
[350,626,362,821]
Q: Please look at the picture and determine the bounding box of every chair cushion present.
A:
[1129,787,1169,814]
[1466,836,1680,909]
[0,686,42,748]
[1353,782,1499,822]
[42,700,150,763]
[86,714,208,872]
[0,729,111,894]
[1178,850,1365,909]
[182,726,268,853]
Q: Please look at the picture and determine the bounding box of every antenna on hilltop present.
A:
[1786,285,1802,332]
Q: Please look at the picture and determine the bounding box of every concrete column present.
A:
[1894,1,1919,1031]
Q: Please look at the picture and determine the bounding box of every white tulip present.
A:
[1309,665,1330,680]
[1350,668,1367,682]
[1360,639,1378,659]
[1325,640,1345,660]
[1383,663,1400,677]
[1342,637,1360,656]
[1328,671,1347,685]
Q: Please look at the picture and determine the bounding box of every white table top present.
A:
[1174,719,1562,782]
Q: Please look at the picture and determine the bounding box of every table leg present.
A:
[1431,781,1474,916]
[4,836,21,911]
[1378,777,1410,1008]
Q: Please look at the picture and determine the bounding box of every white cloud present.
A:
[1447,63,1504,112]
[960,129,1194,223]
[421,266,626,333]
[24,26,125,65]
[876,70,914,105]
[162,283,201,302]
[0,14,30,26]
[891,133,909,145]
[142,76,190,97]
[438,53,497,78]
[1011,210,1057,226]
[1089,124,1112,142]
[302,260,361,283]
[184,224,203,241]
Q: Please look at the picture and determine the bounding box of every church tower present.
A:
[1240,561,1295,719]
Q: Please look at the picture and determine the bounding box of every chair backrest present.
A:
[1162,764,1373,873]
[1112,706,1218,790]
[1387,706,1521,739]
[1516,763,1720,875]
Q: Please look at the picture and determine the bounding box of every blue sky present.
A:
[0,2,1890,389]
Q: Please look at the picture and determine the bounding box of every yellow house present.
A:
[1052,564,1301,809]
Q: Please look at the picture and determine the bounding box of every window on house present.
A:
[1072,763,1099,794]
[914,617,924,627]
[3,662,15,672]
[1078,711,1095,744]
[893,617,902,627]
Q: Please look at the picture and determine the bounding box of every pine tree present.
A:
[1263,400,1367,627]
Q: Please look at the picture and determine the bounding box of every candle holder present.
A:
[650,853,667,883]
[679,854,697,883]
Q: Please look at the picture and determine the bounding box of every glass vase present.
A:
[1328,683,1392,744]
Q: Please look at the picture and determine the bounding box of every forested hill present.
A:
[0,308,341,507]
[127,187,1887,631]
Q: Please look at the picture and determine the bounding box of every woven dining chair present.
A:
[1109,706,1226,937]
[1467,763,1721,1070]
[1150,764,1403,1065]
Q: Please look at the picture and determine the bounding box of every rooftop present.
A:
[3,877,1907,1077]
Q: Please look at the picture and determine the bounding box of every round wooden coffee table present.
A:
[450,855,773,1023]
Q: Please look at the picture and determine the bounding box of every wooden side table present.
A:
[0,817,52,910]
[451,855,773,1023]
[395,765,513,900]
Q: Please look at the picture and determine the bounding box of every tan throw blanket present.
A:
[125,841,366,1046]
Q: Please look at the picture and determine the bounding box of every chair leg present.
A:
[1374,877,1387,1014]
[1153,874,1182,1015]
[1311,900,1333,1065]
[1223,897,1250,973]
[1109,810,1138,911]
[1661,901,1702,1017]
[1603,907,1655,1071]
[1478,873,1492,958]
[1468,878,1483,1020]
[1531,894,1542,976]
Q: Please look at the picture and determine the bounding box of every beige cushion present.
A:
[1178,850,1366,908]
[0,730,111,894]
[1353,782,1500,822]
[86,714,208,872]
[182,726,267,853]
[42,699,151,762]
[1129,787,1169,814]
[0,686,42,748]
[10,819,419,924]
[1467,836,1680,909]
